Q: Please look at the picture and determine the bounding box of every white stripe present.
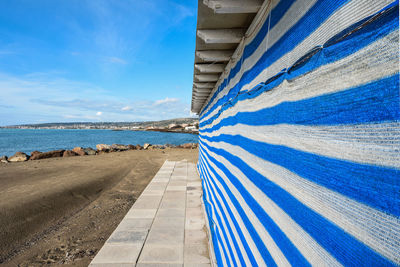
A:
[200,138,400,264]
[199,158,253,266]
[201,0,395,118]
[200,143,342,266]
[201,30,398,129]
[202,122,400,169]
[200,152,292,266]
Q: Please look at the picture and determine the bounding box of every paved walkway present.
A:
[90,160,212,266]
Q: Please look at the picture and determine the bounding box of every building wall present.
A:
[197,0,399,266]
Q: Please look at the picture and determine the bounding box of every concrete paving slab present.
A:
[187,176,200,182]
[133,196,162,209]
[90,263,135,267]
[157,208,185,218]
[91,244,143,264]
[159,199,186,209]
[166,186,187,191]
[152,216,185,229]
[185,230,208,244]
[163,191,186,199]
[161,199,186,207]
[170,178,187,182]
[145,227,184,244]
[172,174,187,178]
[138,244,183,264]
[186,191,202,197]
[151,178,170,183]
[145,184,168,191]
[187,182,202,187]
[184,244,210,264]
[169,181,187,186]
[125,209,157,219]
[115,218,153,231]
[186,208,203,218]
[186,196,201,208]
[141,190,165,196]
[184,264,211,267]
[136,264,182,267]
[186,186,202,192]
[107,230,148,244]
[149,181,169,186]
[185,217,205,230]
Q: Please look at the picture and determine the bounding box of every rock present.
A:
[96,144,111,152]
[1,155,8,163]
[111,144,129,151]
[135,144,142,150]
[30,151,42,159]
[63,150,78,157]
[181,143,193,149]
[8,152,29,162]
[72,147,87,156]
[83,147,96,155]
[128,144,136,150]
[143,143,151,150]
[151,145,165,149]
[30,150,65,160]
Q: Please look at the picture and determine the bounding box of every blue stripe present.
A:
[200,133,400,217]
[200,1,399,122]
[199,140,397,266]
[201,74,400,133]
[200,146,309,266]
[199,158,256,266]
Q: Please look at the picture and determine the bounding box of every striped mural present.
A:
[197,0,400,266]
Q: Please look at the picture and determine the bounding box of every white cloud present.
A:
[154,97,179,106]
[121,106,132,111]
[96,111,103,116]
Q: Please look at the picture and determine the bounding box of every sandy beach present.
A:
[0,148,198,266]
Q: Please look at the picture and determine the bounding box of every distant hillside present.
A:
[2,117,198,129]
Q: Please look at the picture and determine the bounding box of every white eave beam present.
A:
[194,82,215,89]
[195,63,225,73]
[204,0,262,14]
[197,29,244,44]
[193,89,212,93]
[196,50,233,62]
[194,94,210,98]
[195,74,220,82]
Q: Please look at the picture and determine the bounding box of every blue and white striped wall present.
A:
[197,0,400,266]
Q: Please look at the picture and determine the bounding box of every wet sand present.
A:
[0,148,198,266]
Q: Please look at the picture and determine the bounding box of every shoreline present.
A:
[1,142,198,163]
[1,128,199,134]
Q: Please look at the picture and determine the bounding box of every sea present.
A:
[0,129,198,157]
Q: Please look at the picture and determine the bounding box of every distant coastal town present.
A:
[1,117,199,134]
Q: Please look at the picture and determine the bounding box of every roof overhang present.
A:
[191,0,266,114]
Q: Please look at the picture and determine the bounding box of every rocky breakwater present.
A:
[0,142,198,163]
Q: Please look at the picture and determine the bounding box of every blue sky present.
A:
[0,0,197,126]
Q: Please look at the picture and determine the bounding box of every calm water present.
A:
[0,129,198,157]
